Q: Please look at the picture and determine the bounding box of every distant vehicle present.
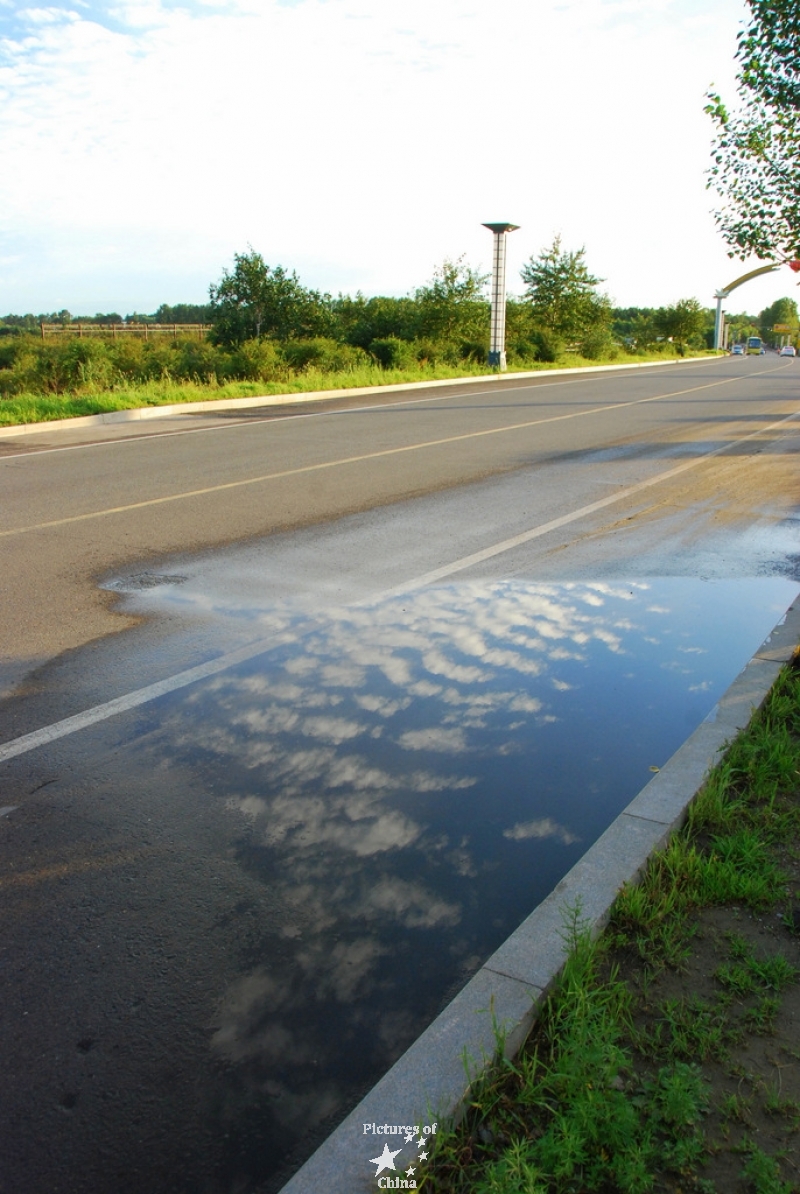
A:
[746,336,763,355]
[779,344,796,357]
[731,344,744,355]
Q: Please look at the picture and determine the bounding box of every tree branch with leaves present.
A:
[706,0,800,261]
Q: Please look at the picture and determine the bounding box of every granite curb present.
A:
[0,356,708,440]
[279,594,800,1193]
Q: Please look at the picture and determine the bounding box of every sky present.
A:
[1,0,797,316]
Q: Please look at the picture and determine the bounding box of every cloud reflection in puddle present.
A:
[125,574,797,1174]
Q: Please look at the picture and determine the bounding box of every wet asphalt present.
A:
[1,357,799,1193]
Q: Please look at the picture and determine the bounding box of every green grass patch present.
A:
[0,348,716,427]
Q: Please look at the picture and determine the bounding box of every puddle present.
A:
[114,574,796,1186]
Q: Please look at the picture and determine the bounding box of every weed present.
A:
[740,1142,793,1194]
[650,997,732,1062]
[716,944,796,999]
[764,1085,800,1128]
[743,994,782,1034]
[721,1092,754,1125]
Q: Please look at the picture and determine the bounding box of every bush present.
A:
[411,337,445,365]
[369,336,417,369]
[8,338,118,394]
[457,339,488,364]
[579,328,619,360]
[228,339,286,382]
[280,337,369,373]
[528,329,563,363]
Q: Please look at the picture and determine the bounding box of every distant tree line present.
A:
[1,240,738,398]
[0,304,213,334]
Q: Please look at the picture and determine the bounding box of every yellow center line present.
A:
[0,366,788,539]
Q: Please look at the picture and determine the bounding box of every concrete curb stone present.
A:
[279,595,800,1193]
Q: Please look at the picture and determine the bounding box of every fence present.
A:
[39,323,210,341]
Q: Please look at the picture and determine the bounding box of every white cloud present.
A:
[503,817,579,845]
[397,726,469,754]
[354,693,412,717]
[300,714,369,744]
[1,0,775,314]
[361,877,461,929]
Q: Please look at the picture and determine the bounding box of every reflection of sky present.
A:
[126,576,796,1184]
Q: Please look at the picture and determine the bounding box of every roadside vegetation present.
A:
[423,657,800,1193]
[0,241,721,428]
[706,0,800,265]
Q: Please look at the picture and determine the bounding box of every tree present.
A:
[520,237,610,344]
[655,299,707,354]
[626,312,660,351]
[706,0,800,260]
[330,293,419,348]
[413,256,488,343]
[759,295,799,340]
[209,249,330,346]
[725,309,760,345]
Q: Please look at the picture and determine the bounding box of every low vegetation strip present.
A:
[0,345,713,429]
[426,658,800,1194]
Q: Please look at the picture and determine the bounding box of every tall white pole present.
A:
[483,223,519,369]
[714,291,726,351]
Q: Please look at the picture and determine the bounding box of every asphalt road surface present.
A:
[1,355,799,1194]
[2,356,799,706]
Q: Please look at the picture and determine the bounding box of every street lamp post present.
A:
[483,222,519,369]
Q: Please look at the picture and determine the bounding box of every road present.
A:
[1,355,799,1194]
[1,356,799,710]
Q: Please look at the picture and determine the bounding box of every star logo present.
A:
[369,1143,402,1176]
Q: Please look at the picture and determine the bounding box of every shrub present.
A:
[11,339,118,394]
[107,337,150,383]
[457,339,489,364]
[579,328,619,360]
[228,339,286,382]
[528,329,563,363]
[369,336,417,369]
[281,337,369,373]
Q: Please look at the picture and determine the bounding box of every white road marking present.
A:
[0,369,780,538]
[1,404,798,765]
[0,359,707,461]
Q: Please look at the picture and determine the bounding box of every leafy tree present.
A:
[330,293,419,348]
[413,256,489,343]
[655,299,707,353]
[520,237,610,344]
[758,295,798,339]
[706,0,800,260]
[628,312,661,351]
[725,310,760,344]
[209,249,330,346]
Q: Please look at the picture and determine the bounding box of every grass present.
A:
[0,348,716,427]
[423,660,800,1193]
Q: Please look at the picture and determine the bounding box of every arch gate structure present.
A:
[714,260,800,349]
